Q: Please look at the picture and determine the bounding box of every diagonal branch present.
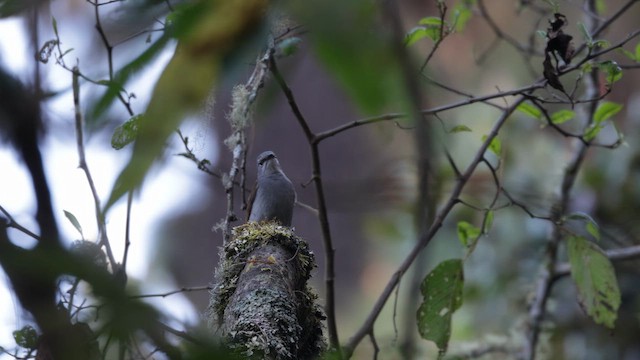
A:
[344,96,527,357]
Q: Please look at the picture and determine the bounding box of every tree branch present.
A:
[344,97,527,357]
[269,55,341,352]
[554,245,640,276]
[72,67,119,273]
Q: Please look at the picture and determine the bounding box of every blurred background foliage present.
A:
[1,0,639,359]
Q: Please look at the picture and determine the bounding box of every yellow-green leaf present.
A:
[111,114,141,150]
[516,102,542,119]
[482,134,501,156]
[593,101,622,124]
[104,0,268,212]
[449,124,472,133]
[598,61,622,85]
[568,236,620,328]
[583,124,602,141]
[551,109,575,124]
[482,210,494,234]
[457,221,480,247]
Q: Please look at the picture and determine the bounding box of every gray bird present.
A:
[246,151,296,226]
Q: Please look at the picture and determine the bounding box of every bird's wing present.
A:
[246,180,259,222]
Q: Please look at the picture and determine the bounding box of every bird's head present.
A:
[257,150,282,177]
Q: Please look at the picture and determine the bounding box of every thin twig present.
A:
[121,191,133,275]
[422,75,505,111]
[156,321,208,347]
[369,330,379,360]
[315,83,544,142]
[130,285,212,299]
[221,46,274,244]
[0,205,42,241]
[72,67,118,271]
[419,2,448,72]
[477,0,543,57]
[89,0,135,116]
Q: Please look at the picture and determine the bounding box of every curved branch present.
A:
[269,56,340,351]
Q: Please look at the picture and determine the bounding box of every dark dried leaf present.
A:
[543,53,564,91]
[546,33,574,64]
[549,13,567,33]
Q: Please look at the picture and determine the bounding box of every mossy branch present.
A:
[209,222,326,359]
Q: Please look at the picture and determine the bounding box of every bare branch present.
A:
[131,285,212,299]
[554,245,640,276]
[315,83,544,142]
[72,67,118,272]
[0,205,42,241]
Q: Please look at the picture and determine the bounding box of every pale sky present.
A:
[0,13,217,354]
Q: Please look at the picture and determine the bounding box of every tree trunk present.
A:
[209,223,325,359]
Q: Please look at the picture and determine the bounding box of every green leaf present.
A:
[405,17,445,45]
[451,3,472,32]
[592,39,610,48]
[457,221,480,247]
[96,79,113,86]
[276,37,301,57]
[419,16,444,27]
[13,325,38,349]
[405,27,430,46]
[551,109,575,124]
[593,101,623,124]
[595,0,606,15]
[598,61,622,85]
[516,102,541,119]
[583,124,602,141]
[449,124,472,133]
[60,48,74,58]
[567,236,620,328]
[586,221,601,241]
[581,61,593,74]
[63,210,84,239]
[424,28,442,43]
[52,16,59,39]
[481,134,501,156]
[578,22,593,47]
[0,0,39,17]
[619,48,636,62]
[482,210,494,234]
[567,212,601,241]
[636,43,640,63]
[293,0,403,114]
[417,259,464,355]
[111,114,141,150]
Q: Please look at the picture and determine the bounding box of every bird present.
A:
[246,151,296,226]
